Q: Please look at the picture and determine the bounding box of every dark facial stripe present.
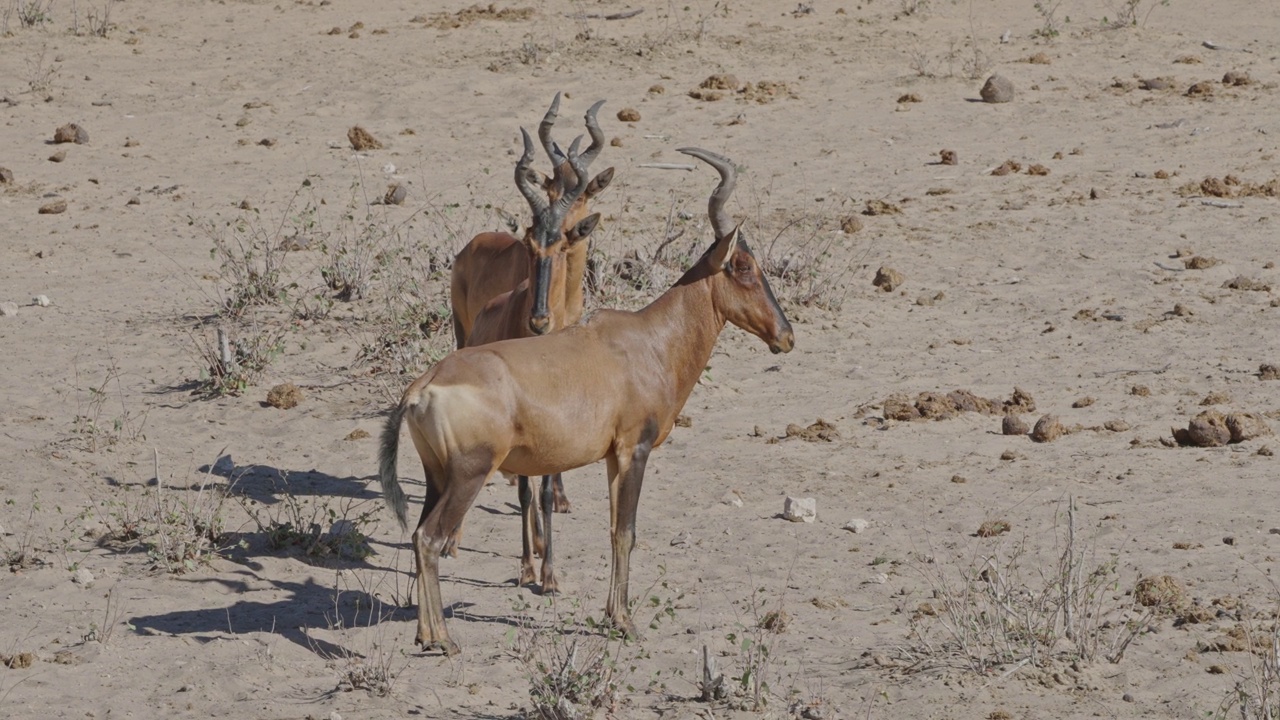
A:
[531,255,553,329]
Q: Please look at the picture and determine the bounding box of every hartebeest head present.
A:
[515,127,599,335]
[679,147,795,355]
[535,93,615,228]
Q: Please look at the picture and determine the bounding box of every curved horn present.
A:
[579,99,607,168]
[551,137,592,219]
[516,127,550,218]
[677,147,737,241]
[538,92,563,176]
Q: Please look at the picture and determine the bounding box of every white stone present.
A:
[720,490,743,507]
[72,567,95,587]
[33,295,50,307]
[329,712,343,720]
[0,302,18,317]
[842,519,871,534]
[783,496,816,523]
[867,572,889,585]
[381,163,396,175]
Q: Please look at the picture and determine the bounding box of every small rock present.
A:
[330,711,343,720]
[1223,536,1236,546]
[939,149,957,165]
[48,150,66,163]
[1123,693,1134,703]
[1186,81,1214,97]
[872,266,905,292]
[610,137,623,147]
[348,125,383,151]
[842,518,870,534]
[345,428,371,441]
[670,531,691,548]
[1028,52,1051,64]
[33,295,50,307]
[127,196,140,206]
[720,490,743,507]
[897,92,922,103]
[0,302,19,317]
[0,167,13,184]
[39,198,68,214]
[700,74,740,91]
[1002,414,1029,435]
[867,572,889,584]
[1104,419,1130,432]
[648,84,665,94]
[980,74,1015,103]
[1139,77,1174,91]
[1222,70,1251,86]
[72,567,95,586]
[54,123,90,144]
[1260,364,1280,381]
[124,137,140,147]
[1027,163,1050,176]
[1072,396,1095,408]
[1030,414,1064,443]
[258,137,277,147]
[783,496,816,523]
[616,107,641,122]
[384,182,407,205]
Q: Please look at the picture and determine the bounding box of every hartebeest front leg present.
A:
[604,421,658,637]
[538,474,559,594]
[550,474,571,513]
[518,475,539,587]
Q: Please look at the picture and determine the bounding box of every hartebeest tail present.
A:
[379,145,794,656]
[378,399,409,531]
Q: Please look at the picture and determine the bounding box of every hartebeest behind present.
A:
[379,147,796,655]
[450,93,613,519]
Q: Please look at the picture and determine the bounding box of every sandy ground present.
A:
[2,0,1279,717]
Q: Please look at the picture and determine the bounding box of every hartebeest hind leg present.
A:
[411,449,497,656]
[604,420,658,637]
[538,473,559,594]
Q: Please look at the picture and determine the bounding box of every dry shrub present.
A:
[897,499,1157,675]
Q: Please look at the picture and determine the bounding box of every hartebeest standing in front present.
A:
[449,93,613,524]
[379,147,796,655]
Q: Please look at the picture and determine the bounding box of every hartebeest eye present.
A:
[732,255,756,284]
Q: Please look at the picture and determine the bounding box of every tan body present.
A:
[379,148,795,655]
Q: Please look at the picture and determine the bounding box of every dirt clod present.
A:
[1135,575,1185,608]
[1131,385,1151,396]
[897,92,922,103]
[1183,255,1220,269]
[863,199,901,216]
[701,74,740,91]
[616,108,641,122]
[1186,81,1215,97]
[840,215,863,234]
[991,160,1021,176]
[1072,396,1095,408]
[785,419,838,442]
[348,125,383,150]
[1183,410,1231,447]
[0,167,13,184]
[48,150,66,163]
[266,383,304,409]
[1223,276,1272,292]
[872,266,904,292]
[1260,364,1280,381]
[1227,413,1272,443]
[1027,163,1050,176]
[939,149,957,165]
[1222,71,1252,86]
[384,183,407,205]
[1028,52,1051,65]
[54,123,89,144]
[1030,414,1064,443]
[2,653,35,669]
[977,520,1011,537]
[345,429,370,441]
[980,74,1015,103]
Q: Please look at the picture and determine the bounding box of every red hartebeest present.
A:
[450,93,613,523]
[379,147,795,655]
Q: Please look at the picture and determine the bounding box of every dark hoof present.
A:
[418,639,461,656]
[539,582,560,596]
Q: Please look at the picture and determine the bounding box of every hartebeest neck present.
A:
[634,261,726,401]
[562,242,590,325]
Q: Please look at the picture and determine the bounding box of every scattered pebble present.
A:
[939,149,957,165]
[616,108,641,122]
[33,295,50,307]
[0,167,13,184]
[48,150,66,163]
[720,490,743,507]
[0,302,19,317]
[670,531,692,548]
[783,496,816,523]
[72,567,95,587]
[840,215,863,234]
[1028,52,1051,65]
[980,74,1015,103]
[345,428,371,441]
[39,198,68,215]
[897,92,922,104]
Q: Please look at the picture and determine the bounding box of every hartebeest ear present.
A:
[707,222,743,270]
[527,168,553,191]
[568,213,601,244]
[585,167,615,198]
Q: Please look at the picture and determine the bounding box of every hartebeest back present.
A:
[379,147,795,655]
